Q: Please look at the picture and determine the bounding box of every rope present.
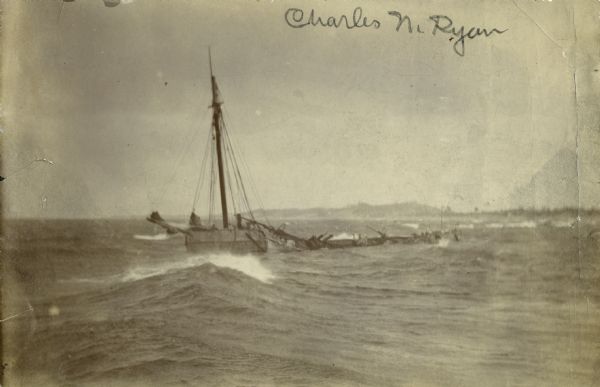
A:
[222,121,254,220]
[208,127,216,224]
[191,127,213,211]
[221,108,271,226]
[221,122,238,216]
[155,117,202,206]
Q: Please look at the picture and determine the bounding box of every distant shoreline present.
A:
[3,204,597,222]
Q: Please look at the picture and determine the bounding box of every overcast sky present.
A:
[2,0,599,218]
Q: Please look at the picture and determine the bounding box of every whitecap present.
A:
[207,254,275,283]
[120,253,274,284]
[133,234,172,241]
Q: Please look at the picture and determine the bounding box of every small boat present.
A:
[147,51,268,254]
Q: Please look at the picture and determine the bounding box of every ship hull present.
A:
[185,228,268,254]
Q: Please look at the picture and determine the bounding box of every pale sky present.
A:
[2,0,599,218]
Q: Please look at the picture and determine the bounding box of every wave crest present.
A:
[121,253,274,284]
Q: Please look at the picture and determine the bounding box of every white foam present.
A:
[508,221,537,228]
[456,223,474,229]
[133,234,173,241]
[61,277,110,284]
[485,221,538,229]
[330,232,355,240]
[207,254,275,283]
[402,223,420,229]
[120,254,205,282]
[437,238,450,247]
[550,220,575,228]
[120,253,274,283]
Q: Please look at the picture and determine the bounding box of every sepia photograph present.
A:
[1,0,599,386]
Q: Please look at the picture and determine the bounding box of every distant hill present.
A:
[510,148,579,209]
[262,201,442,220]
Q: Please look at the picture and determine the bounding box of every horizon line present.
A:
[3,204,595,221]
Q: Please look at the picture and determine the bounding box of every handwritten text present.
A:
[285,7,508,57]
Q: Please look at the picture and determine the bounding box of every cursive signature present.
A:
[284,7,508,57]
[429,15,508,56]
[284,7,381,29]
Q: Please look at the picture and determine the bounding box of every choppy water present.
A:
[3,218,600,386]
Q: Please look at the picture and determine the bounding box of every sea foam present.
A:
[120,254,274,284]
[133,234,172,241]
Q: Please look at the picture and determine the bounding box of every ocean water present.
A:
[2,218,600,387]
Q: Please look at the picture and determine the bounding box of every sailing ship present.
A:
[147,51,268,254]
[146,52,458,254]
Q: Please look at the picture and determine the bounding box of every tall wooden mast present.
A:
[209,49,229,228]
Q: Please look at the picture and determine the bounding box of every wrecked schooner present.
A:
[148,51,268,253]
[147,51,458,253]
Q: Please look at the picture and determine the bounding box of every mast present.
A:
[209,49,229,228]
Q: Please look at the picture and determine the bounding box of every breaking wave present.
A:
[206,254,275,283]
[121,253,274,283]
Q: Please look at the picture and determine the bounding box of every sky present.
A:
[2,0,599,218]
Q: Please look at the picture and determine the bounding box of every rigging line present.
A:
[221,122,243,200]
[241,156,266,222]
[208,129,216,223]
[224,124,252,218]
[225,123,254,219]
[212,133,218,224]
[221,111,264,213]
[155,102,211,208]
[226,157,238,217]
[221,127,239,211]
[221,108,269,225]
[220,111,254,219]
[221,127,238,217]
[191,127,213,211]
[156,122,202,206]
[210,164,216,223]
[238,142,267,223]
[221,120,239,214]
[221,120,254,219]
